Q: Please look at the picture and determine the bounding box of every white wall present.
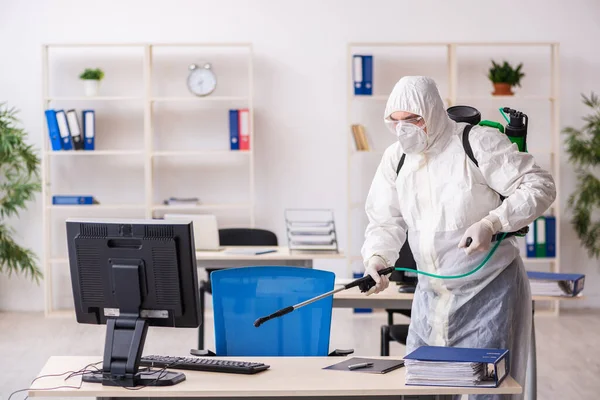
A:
[0,0,599,311]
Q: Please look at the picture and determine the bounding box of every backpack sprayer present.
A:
[254,106,529,328]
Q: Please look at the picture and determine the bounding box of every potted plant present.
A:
[563,92,600,259]
[79,68,105,96]
[487,60,525,96]
[0,103,42,282]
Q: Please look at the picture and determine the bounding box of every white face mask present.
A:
[396,122,428,154]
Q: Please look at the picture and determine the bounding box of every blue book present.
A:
[52,195,97,205]
[353,55,373,95]
[82,110,95,150]
[44,110,62,151]
[229,110,239,150]
[404,346,509,388]
[545,215,556,258]
[527,271,585,297]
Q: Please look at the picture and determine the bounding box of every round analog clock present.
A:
[187,63,217,96]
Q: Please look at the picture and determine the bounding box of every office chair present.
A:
[218,228,278,246]
[380,239,417,356]
[208,266,352,356]
[198,228,278,348]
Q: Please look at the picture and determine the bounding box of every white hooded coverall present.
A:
[361,76,556,400]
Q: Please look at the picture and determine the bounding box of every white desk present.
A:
[195,246,345,348]
[196,246,345,264]
[29,356,521,399]
[333,285,583,400]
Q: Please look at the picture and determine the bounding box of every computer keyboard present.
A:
[139,355,270,375]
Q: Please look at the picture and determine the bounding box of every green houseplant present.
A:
[0,103,42,281]
[487,60,525,96]
[563,93,600,259]
[79,68,105,96]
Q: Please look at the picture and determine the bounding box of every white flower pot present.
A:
[83,80,100,96]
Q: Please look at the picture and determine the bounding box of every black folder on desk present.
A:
[323,357,405,374]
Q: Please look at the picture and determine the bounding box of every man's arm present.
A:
[470,126,557,233]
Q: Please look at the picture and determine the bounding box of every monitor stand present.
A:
[82,263,185,387]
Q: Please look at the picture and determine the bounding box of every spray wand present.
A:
[254,231,522,328]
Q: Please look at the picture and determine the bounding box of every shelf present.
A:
[150,96,248,102]
[349,42,557,47]
[152,203,252,211]
[45,96,143,101]
[41,41,257,317]
[523,258,557,264]
[152,150,251,157]
[352,95,389,101]
[47,204,145,210]
[353,95,452,104]
[455,95,555,101]
[46,150,144,156]
[350,150,384,156]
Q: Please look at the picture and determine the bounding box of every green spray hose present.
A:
[392,232,509,279]
[253,232,510,327]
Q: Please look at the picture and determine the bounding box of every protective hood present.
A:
[384,76,453,152]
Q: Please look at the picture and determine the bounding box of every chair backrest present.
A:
[211,266,334,356]
[218,228,278,246]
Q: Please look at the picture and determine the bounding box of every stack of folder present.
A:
[45,109,95,151]
[527,271,585,297]
[404,346,509,388]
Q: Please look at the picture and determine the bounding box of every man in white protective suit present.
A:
[361,76,556,400]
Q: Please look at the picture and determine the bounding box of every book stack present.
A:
[351,124,370,151]
[285,209,339,253]
[527,271,585,297]
[404,346,509,388]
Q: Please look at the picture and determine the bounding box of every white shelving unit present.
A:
[41,43,254,316]
[347,42,561,314]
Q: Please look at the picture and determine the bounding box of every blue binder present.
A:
[52,195,96,205]
[55,110,73,150]
[353,55,373,95]
[229,109,239,150]
[527,271,585,297]
[44,110,62,151]
[545,215,556,258]
[404,346,509,388]
[82,110,95,150]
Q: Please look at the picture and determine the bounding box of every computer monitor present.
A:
[66,218,201,387]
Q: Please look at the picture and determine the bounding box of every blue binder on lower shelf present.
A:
[527,271,585,297]
[404,346,509,388]
[52,196,97,205]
